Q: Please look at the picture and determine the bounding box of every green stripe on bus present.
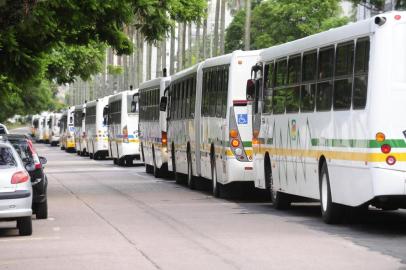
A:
[311,138,406,148]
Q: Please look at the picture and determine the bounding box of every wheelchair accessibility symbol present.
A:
[237,114,248,125]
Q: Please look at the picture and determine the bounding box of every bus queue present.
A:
[31,11,406,224]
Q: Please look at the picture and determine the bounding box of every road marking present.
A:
[0,236,60,243]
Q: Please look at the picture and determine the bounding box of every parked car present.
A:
[0,139,33,236]
[4,134,48,219]
[0,123,9,134]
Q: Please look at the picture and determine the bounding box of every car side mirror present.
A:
[25,163,35,172]
[160,96,168,112]
[39,156,47,165]
[246,79,255,101]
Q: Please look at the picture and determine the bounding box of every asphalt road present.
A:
[1,127,406,269]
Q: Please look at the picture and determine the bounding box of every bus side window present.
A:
[190,77,196,118]
[316,46,334,111]
[209,70,216,117]
[222,68,228,118]
[184,80,189,119]
[286,54,301,113]
[263,62,274,114]
[273,58,287,114]
[334,41,354,110]
[300,51,317,112]
[216,69,223,117]
[353,38,370,110]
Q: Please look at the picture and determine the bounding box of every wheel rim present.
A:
[321,173,328,212]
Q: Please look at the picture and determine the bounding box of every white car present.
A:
[0,123,8,134]
[0,140,33,236]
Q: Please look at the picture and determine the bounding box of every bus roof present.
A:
[139,77,171,90]
[170,63,202,82]
[259,16,374,62]
[108,89,138,103]
[202,50,262,69]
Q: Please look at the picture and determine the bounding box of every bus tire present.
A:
[152,147,160,178]
[187,150,195,190]
[113,158,118,165]
[89,153,94,159]
[320,162,344,224]
[211,156,221,198]
[265,158,290,209]
[146,164,154,174]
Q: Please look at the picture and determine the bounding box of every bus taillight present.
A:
[162,131,167,147]
[376,132,385,142]
[231,139,240,147]
[381,144,391,154]
[230,129,238,138]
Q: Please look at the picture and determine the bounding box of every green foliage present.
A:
[0,0,206,121]
[225,0,349,52]
[107,65,124,75]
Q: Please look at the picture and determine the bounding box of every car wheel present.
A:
[35,200,48,219]
[17,216,32,236]
[320,162,344,224]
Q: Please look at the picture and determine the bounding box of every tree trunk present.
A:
[213,0,221,56]
[177,23,183,71]
[170,26,176,75]
[146,43,152,80]
[187,22,192,67]
[202,15,207,60]
[219,0,226,55]
[244,0,251,51]
[137,31,144,86]
[196,22,201,62]
[162,39,167,76]
[156,44,162,78]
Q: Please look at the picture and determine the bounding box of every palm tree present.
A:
[213,0,221,56]
[170,26,176,75]
[244,0,251,51]
[219,0,226,55]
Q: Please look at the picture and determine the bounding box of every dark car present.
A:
[4,134,48,219]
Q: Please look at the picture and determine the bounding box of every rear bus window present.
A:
[353,38,370,110]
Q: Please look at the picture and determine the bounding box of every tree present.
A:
[225,0,349,52]
[0,0,206,121]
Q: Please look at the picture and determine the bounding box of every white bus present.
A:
[62,106,76,152]
[31,115,40,138]
[106,89,140,166]
[44,113,52,143]
[163,50,261,197]
[139,76,171,177]
[249,12,406,224]
[49,113,62,146]
[86,97,109,160]
[35,113,47,143]
[74,104,87,156]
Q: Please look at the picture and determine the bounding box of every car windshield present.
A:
[0,146,17,167]
[9,140,33,164]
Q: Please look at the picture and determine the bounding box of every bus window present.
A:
[222,68,229,118]
[334,42,354,110]
[190,77,196,118]
[353,38,370,109]
[301,51,317,112]
[286,55,301,113]
[300,84,316,112]
[184,80,189,119]
[209,70,217,117]
[273,58,288,114]
[316,82,333,111]
[263,62,274,114]
[216,69,223,117]
[317,46,334,111]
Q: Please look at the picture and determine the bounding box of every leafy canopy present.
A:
[225,0,349,52]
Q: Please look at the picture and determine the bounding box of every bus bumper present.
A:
[224,158,255,184]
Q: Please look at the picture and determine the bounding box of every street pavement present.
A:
[1,127,406,269]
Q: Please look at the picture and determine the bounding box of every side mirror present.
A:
[25,163,36,172]
[39,156,47,165]
[131,101,137,113]
[159,96,168,112]
[246,79,255,101]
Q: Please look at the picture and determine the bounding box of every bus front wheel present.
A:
[265,160,290,209]
[211,157,221,198]
[320,162,344,224]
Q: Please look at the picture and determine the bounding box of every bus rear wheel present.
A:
[320,162,344,224]
[265,160,290,209]
[187,151,195,190]
[211,157,221,198]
